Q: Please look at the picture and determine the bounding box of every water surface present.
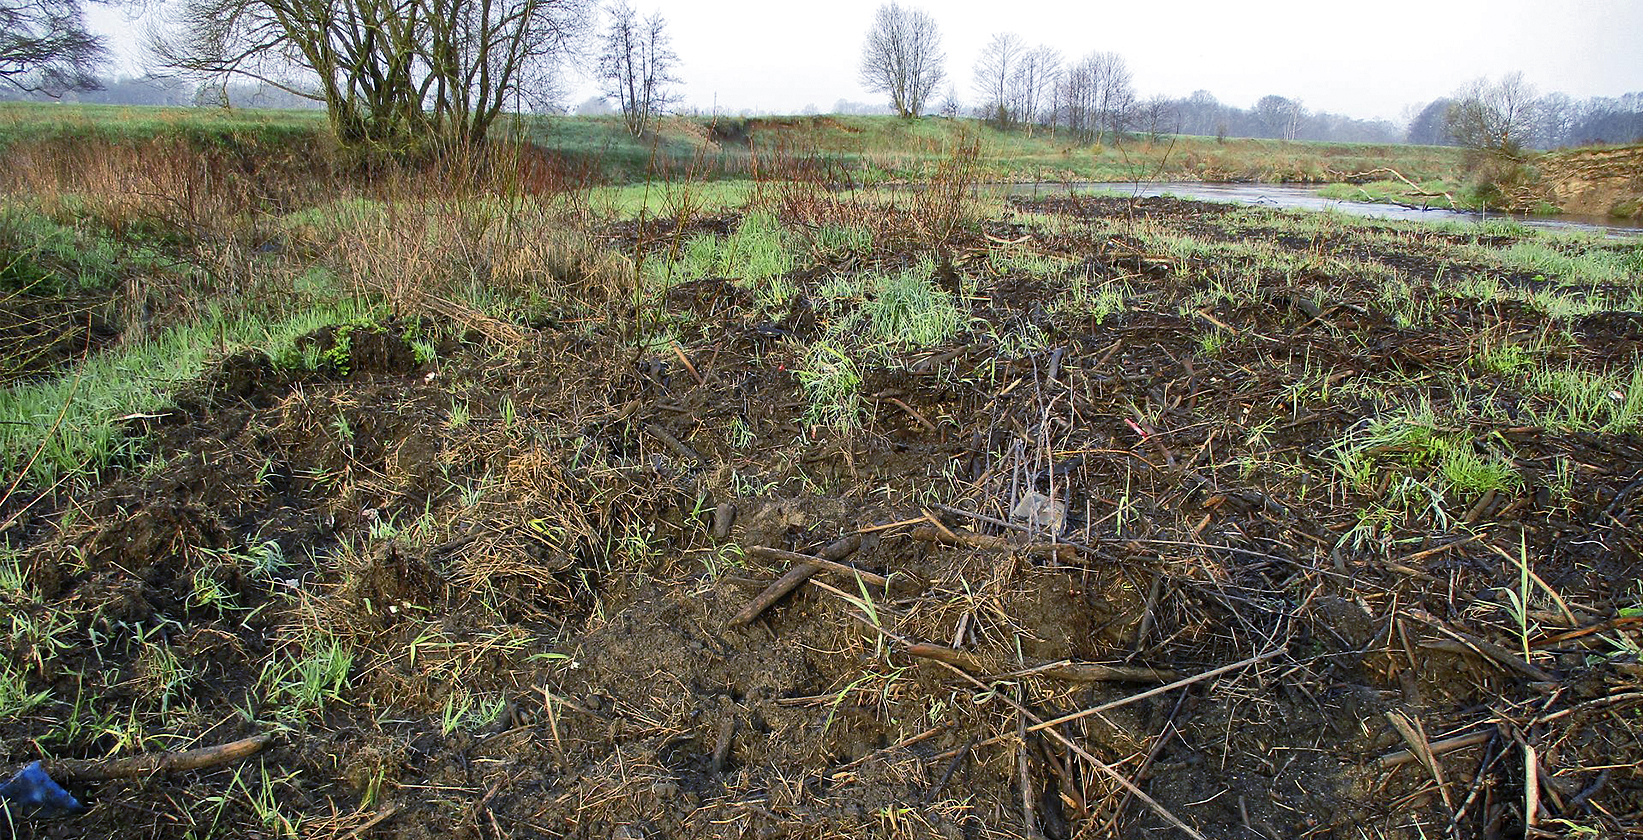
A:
[1002,181,1643,238]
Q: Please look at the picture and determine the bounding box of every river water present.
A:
[1000,181,1643,238]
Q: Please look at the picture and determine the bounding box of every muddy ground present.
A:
[3,195,1642,839]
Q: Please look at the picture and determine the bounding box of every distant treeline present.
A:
[1407,91,1643,149]
[0,75,325,110]
[759,89,1643,149]
[7,76,1641,150]
[1154,91,1402,145]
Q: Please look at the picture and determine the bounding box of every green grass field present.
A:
[0,102,1473,187]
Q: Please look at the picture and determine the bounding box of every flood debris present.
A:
[1010,490,1068,536]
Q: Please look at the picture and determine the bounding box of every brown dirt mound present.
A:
[1538,143,1643,218]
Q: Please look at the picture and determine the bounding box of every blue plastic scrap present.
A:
[0,761,82,818]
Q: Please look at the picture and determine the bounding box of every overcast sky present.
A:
[88,0,1643,123]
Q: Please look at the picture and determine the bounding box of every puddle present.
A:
[1000,181,1643,238]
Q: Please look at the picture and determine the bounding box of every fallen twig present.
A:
[642,422,703,464]
[710,715,737,774]
[1537,691,1643,723]
[746,545,894,589]
[1392,532,1487,566]
[1406,608,1555,682]
[923,735,975,804]
[834,725,952,776]
[45,734,272,781]
[1378,730,1495,769]
[908,524,1074,563]
[1340,166,1460,209]
[671,343,705,385]
[729,563,823,627]
[729,535,863,627]
[1101,691,1189,836]
[1530,615,1643,648]
[1027,649,1284,733]
[905,643,1181,684]
[1385,711,1455,812]
[1567,768,1611,812]
[339,805,401,840]
[856,516,928,534]
[1524,740,1540,830]
[1452,734,1504,830]
[1024,660,1182,684]
[883,397,937,432]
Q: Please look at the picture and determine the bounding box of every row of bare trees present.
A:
[154,0,596,149]
[3,0,680,149]
[854,8,1407,146]
[972,35,1142,143]
[159,0,684,148]
[1405,74,1643,153]
[856,9,1151,141]
[852,4,1409,146]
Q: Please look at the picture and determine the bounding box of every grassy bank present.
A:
[0,101,328,149]
[715,114,1468,184]
[3,102,1473,186]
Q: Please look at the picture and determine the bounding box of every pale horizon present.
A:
[85,0,1643,124]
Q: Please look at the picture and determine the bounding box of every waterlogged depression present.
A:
[1005,181,1643,238]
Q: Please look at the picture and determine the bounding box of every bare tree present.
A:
[1009,44,1058,133]
[1,0,106,93]
[1254,94,1305,140]
[1533,91,1576,150]
[1140,94,1175,142]
[155,0,591,149]
[1254,95,1287,138]
[1255,94,1307,140]
[1085,51,1132,144]
[972,31,1021,128]
[1175,89,1224,137]
[857,2,945,119]
[597,1,678,137]
[1446,72,1538,156]
[1405,98,1454,146]
[1059,52,1095,140]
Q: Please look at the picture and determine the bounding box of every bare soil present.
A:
[3,196,1641,840]
[0,290,121,384]
[1538,144,1643,219]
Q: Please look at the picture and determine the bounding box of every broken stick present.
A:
[904,643,1180,683]
[642,422,703,464]
[908,525,1074,563]
[729,535,863,627]
[746,545,892,589]
[45,734,272,781]
[1378,729,1495,769]
[1027,649,1284,733]
[729,562,823,627]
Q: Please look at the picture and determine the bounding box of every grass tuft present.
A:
[866,261,964,347]
[795,342,863,433]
